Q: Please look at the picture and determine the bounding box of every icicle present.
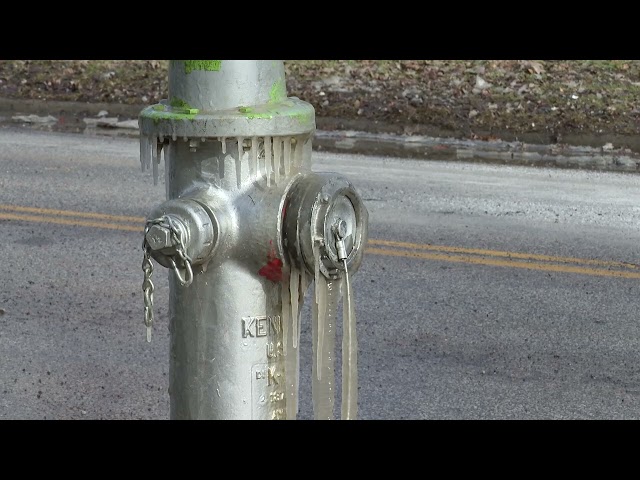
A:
[274,137,281,186]
[236,137,243,189]
[341,262,358,420]
[163,142,170,196]
[140,134,148,172]
[281,268,290,358]
[251,136,258,179]
[311,279,319,408]
[151,138,158,185]
[290,268,299,349]
[144,142,148,172]
[282,267,296,420]
[146,136,152,171]
[283,136,291,177]
[153,146,160,186]
[312,275,323,418]
[314,243,327,381]
[264,136,272,188]
[221,137,227,154]
[288,339,300,420]
[154,141,162,186]
[304,136,313,169]
[313,276,337,420]
[172,132,177,142]
[293,137,303,171]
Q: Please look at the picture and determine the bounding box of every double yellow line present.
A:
[2,204,640,280]
[0,204,142,232]
[367,240,640,279]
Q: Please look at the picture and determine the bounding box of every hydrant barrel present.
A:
[139,60,368,419]
[168,60,286,111]
[164,138,298,420]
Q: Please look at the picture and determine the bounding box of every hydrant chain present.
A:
[167,255,193,287]
[144,215,194,287]
[141,215,195,342]
[161,214,194,287]
[141,243,155,343]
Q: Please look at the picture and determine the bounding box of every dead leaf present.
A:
[521,60,545,75]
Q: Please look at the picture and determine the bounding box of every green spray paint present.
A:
[170,97,191,109]
[290,108,314,125]
[269,78,286,103]
[169,97,199,113]
[238,106,274,119]
[184,60,222,74]
[146,109,198,124]
[246,112,275,119]
[237,101,313,124]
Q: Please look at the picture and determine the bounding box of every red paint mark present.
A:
[259,258,283,282]
[259,240,283,282]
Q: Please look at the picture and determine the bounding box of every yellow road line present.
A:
[2,206,639,280]
[366,247,640,280]
[0,212,142,232]
[0,204,144,223]
[368,239,640,270]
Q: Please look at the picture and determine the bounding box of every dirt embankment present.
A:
[2,60,639,149]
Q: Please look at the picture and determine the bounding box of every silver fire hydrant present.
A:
[138,60,368,420]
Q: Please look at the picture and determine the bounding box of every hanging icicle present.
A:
[264,136,272,188]
[341,261,357,420]
[236,137,243,189]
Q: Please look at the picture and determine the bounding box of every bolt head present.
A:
[146,225,173,250]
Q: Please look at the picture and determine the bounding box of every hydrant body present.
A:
[139,61,367,419]
[162,138,310,420]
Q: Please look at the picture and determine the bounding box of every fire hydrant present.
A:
[138,60,368,419]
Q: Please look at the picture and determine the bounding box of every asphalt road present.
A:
[2,126,640,420]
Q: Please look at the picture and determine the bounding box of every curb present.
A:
[2,97,640,174]
[314,131,640,173]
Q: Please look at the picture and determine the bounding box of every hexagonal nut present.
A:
[146,225,174,251]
